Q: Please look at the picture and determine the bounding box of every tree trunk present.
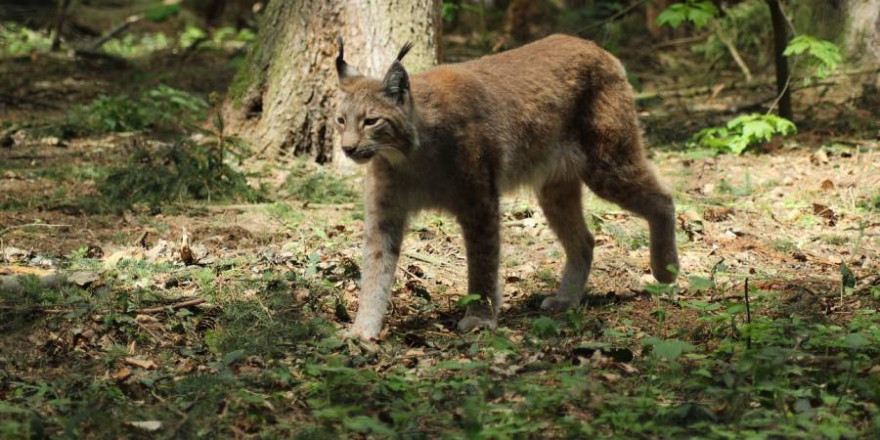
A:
[794,0,880,67]
[223,0,441,164]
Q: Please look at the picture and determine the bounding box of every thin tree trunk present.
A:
[766,0,793,120]
[51,0,71,51]
[223,0,441,164]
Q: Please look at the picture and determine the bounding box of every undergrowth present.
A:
[284,161,357,204]
[98,139,262,210]
[68,85,208,135]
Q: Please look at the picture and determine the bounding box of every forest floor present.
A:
[2,49,880,439]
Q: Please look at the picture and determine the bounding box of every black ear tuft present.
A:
[396,41,414,62]
[383,42,414,104]
[336,37,361,82]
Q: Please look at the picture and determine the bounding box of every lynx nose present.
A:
[342,145,357,156]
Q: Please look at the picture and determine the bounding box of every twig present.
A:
[649,33,710,50]
[575,0,647,37]
[90,15,143,51]
[135,298,206,314]
[744,278,752,350]
[766,62,795,116]
[714,22,752,83]
[0,223,71,236]
[404,251,446,267]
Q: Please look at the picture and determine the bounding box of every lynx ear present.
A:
[336,37,361,83]
[382,42,413,104]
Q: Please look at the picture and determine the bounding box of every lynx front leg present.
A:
[345,207,406,341]
[456,199,503,332]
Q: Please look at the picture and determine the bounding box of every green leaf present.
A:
[688,276,715,292]
[692,113,797,155]
[687,1,719,28]
[784,35,843,78]
[435,360,488,370]
[222,349,246,365]
[656,1,718,29]
[344,416,395,435]
[843,332,869,349]
[457,294,482,307]
[643,337,695,360]
[657,4,688,28]
[532,317,560,337]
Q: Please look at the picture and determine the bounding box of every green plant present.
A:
[284,162,357,204]
[656,1,719,29]
[97,100,260,209]
[101,32,172,57]
[784,35,843,80]
[690,113,796,154]
[99,139,258,208]
[0,22,53,57]
[70,85,207,134]
[858,192,880,212]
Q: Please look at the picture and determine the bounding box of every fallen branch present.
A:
[90,14,143,51]
[636,66,880,104]
[714,22,752,83]
[404,251,446,267]
[135,298,206,314]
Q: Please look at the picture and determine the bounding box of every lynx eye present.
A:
[363,117,381,127]
[336,117,345,125]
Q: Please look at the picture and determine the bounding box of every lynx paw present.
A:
[457,315,497,333]
[340,324,380,342]
[540,295,579,312]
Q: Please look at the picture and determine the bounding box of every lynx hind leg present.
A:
[537,179,595,311]
[588,165,679,283]
[581,84,679,283]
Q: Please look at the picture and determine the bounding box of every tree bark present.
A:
[794,0,880,68]
[223,0,441,164]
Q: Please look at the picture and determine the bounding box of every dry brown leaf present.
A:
[810,150,830,165]
[812,203,838,225]
[600,372,622,383]
[703,207,734,222]
[124,357,157,370]
[820,179,835,191]
[110,366,133,381]
[0,265,52,276]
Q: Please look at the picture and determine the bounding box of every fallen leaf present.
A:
[703,207,734,222]
[812,203,838,225]
[103,247,143,268]
[819,179,835,190]
[124,357,157,370]
[810,149,829,165]
[68,271,100,287]
[600,372,621,383]
[110,367,133,381]
[2,247,31,263]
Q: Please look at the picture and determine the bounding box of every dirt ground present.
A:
[2,49,880,438]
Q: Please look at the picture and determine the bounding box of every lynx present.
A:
[334,34,679,341]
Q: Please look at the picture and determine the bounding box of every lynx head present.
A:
[334,37,417,165]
